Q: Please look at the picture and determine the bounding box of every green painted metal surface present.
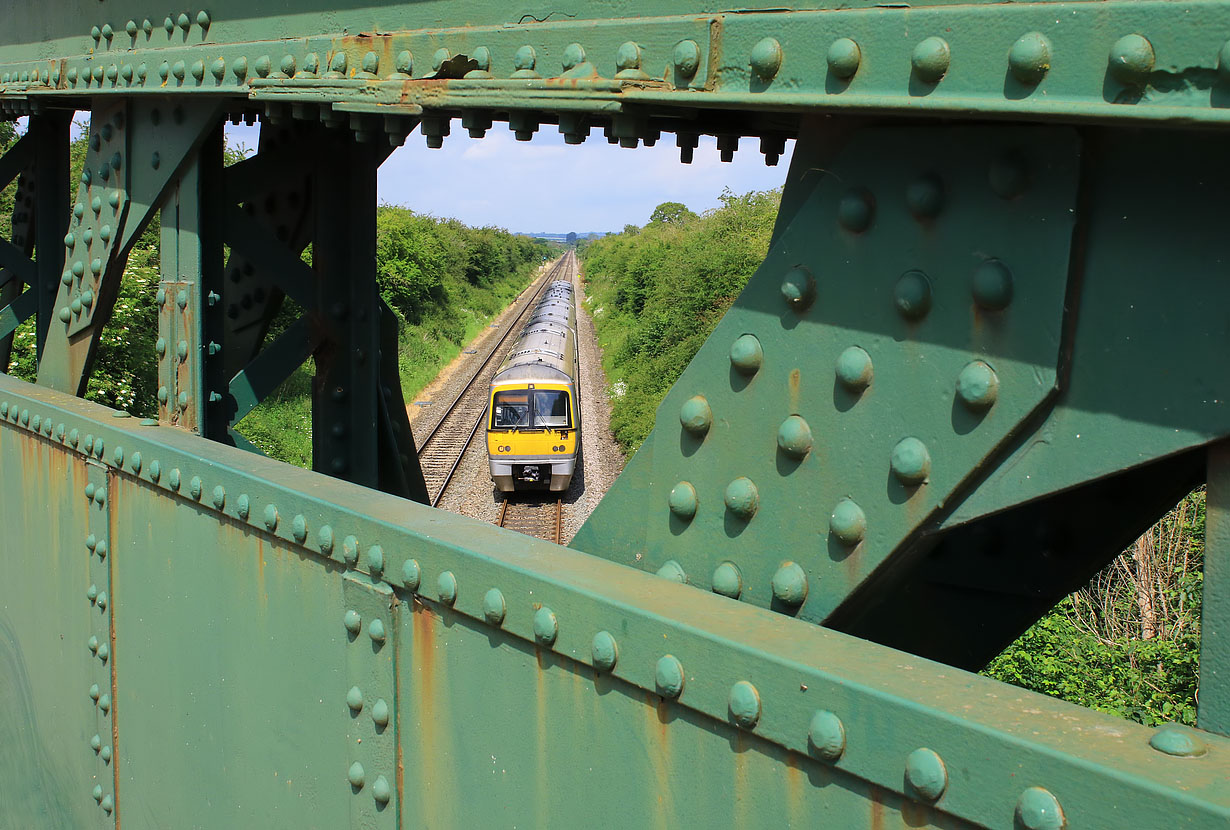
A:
[2,1,1230,826]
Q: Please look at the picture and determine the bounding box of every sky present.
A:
[225,122,792,234]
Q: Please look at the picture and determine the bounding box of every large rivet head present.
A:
[668,481,698,520]
[1009,33,1051,84]
[318,524,334,554]
[776,415,813,458]
[366,544,383,574]
[808,710,847,761]
[591,631,619,672]
[1149,724,1208,757]
[837,187,874,233]
[827,37,861,80]
[728,680,761,729]
[656,560,687,583]
[673,40,700,79]
[830,498,867,545]
[346,685,363,713]
[402,558,421,591]
[344,609,362,636]
[372,698,390,728]
[835,346,873,391]
[724,477,759,520]
[891,437,931,485]
[956,361,999,410]
[102,795,113,813]
[561,43,586,70]
[771,561,808,606]
[906,174,945,220]
[749,37,783,81]
[188,476,202,501]
[894,270,932,320]
[98,694,110,713]
[905,748,948,802]
[1109,34,1155,84]
[91,733,102,752]
[729,334,763,375]
[263,504,278,531]
[655,654,685,698]
[372,775,391,805]
[348,761,365,789]
[93,785,103,803]
[89,683,100,700]
[437,571,458,605]
[368,619,386,644]
[679,395,712,435]
[711,561,742,598]
[912,37,950,82]
[780,266,815,310]
[482,588,506,625]
[533,606,558,646]
[1015,787,1065,830]
[342,535,360,567]
[972,260,1014,311]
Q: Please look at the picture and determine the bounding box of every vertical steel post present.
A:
[158,125,224,432]
[1201,443,1230,737]
[29,112,69,359]
[311,129,380,487]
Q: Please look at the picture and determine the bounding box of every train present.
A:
[487,265,581,492]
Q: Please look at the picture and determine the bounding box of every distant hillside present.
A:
[520,231,609,241]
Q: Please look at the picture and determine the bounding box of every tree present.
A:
[648,201,696,226]
[566,231,577,245]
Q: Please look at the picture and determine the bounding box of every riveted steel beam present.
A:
[0,373,1225,828]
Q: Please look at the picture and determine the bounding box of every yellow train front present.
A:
[487,279,580,492]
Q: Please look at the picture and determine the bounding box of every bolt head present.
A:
[891,437,932,485]
[1009,33,1051,84]
[956,361,999,410]
[591,631,619,672]
[728,680,761,729]
[905,748,948,802]
[1109,34,1155,84]
[827,38,862,80]
[655,654,685,698]
[711,562,742,598]
[780,266,815,310]
[894,270,933,320]
[668,481,698,520]
[728,334,763,375]
[972,260,1014,310]
[678,395,712,435]
[533,606,558,646]
[771,561,808,606]
[1016,787,1065,830]
[724,477,759,521]
[808,710,846,760]
[911,37,951,83]
[482,588,506,625]
[830,498,867,545]
[749,37,783,81]
[776,415,813,458]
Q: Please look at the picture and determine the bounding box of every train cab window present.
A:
[492,391,530,428]
[532,390,571,428]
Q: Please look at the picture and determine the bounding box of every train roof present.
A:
[493,363,572,385]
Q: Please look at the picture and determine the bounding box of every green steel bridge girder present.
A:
[0,374,1226,829]
[5,2,1230,137]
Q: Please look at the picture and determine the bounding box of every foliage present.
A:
[581,188,780,452]
[984,488,1205,727]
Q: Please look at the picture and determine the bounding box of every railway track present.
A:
[497,498,563,545]
[416,251,577,506]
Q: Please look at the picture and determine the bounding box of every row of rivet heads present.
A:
[5,26,1215,97]
[83,470,115,816]
[57,116,127,327]
[5,36,691,93]
[0,390,1207,821]
[740,32,1219,89]
[154,284,219,414]
[343,609,394,808]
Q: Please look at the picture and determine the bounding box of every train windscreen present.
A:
[491,389,571,429]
